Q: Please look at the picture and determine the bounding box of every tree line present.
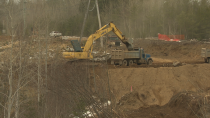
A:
[1,0,210,40]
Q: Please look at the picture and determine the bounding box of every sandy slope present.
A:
[109,64,210,109]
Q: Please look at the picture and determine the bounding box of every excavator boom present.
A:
[63,22,133,59]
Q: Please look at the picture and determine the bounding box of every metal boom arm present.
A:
[83,22,133,52]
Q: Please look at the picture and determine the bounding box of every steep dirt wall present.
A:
[109,64,210,109]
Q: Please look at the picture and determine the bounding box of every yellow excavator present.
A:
[62,22,133,60]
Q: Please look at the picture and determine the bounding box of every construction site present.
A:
[0,32,210,117]
[1,0,210,118]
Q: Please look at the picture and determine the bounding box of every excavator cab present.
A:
[70,40,83,52]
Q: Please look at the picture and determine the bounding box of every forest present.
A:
[0,0,210,40]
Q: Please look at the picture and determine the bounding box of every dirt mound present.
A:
[109,64,210,109]
[116,91,146,110]
[126,91,210,118]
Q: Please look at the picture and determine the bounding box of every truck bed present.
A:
[124,51,140,59]
[111,50,140,60]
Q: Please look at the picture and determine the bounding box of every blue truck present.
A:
[110,48,153,66]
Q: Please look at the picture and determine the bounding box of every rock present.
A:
[173,61,180,67]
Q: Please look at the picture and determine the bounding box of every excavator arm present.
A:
[109,22,133,51]
[83,22,133,52]
[62,22,133,59]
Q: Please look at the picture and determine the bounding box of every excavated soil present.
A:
[109,64,210,117]
[109,64,210,107]
[125,91,210,118]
